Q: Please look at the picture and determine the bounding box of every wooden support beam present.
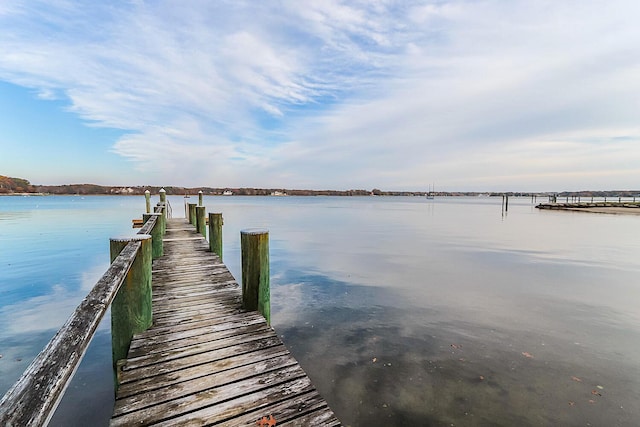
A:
[241,229,270,325]
[109,234,153,389]
[209,212,223,260]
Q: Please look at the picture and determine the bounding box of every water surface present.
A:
[1,195,639,426]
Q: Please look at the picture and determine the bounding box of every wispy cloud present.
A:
[0,1,638,190]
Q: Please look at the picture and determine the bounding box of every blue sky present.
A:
[0,0,639,192]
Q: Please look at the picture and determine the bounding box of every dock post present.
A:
[109,234,153,388]
[145,190,151,214]
[196,206,206,236]
[154,204,167,235]
[143,213,164,258]
[188,203,197,226]
[208,213,223,260]
[241,229,270,325]
[159,188,166,204]
[198,190,203,206]
[505,195,509,212]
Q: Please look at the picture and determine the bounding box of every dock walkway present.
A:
[110,218,339,426]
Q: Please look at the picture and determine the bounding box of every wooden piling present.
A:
[198,190,203,206]
[196,206,206,236]
[159,188,166,204]
[208,212,223,260]
[241,229,270,325]
[143,213,163,258]
[145,190,151,214]
[109,234,153,388]
[188,203,197,226]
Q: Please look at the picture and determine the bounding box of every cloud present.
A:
[0,1,638,190]
[0,261,109,337]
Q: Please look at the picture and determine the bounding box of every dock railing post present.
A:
[143,213,164,258]
[109,234,153,389]
[241,229,270,325]
[198,190,203,206]
[188,203,197,226]
[145,190,151,214]
[196,206,207,236]
[209,213,223,260]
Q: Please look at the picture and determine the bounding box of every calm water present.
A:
[1,195,639,426]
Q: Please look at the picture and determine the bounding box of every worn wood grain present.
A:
[116,346,292,399]
[0,241,140,427]
[111,218,340,426]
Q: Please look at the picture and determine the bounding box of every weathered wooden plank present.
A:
[151,285,240,302]
[151,302,243,324]
[116,346,292,399]
[123,329,277,371]
[111,366,309,426]
[151,294,241,316]
[153,285,239,298]
[113,353,299,416]
[214,391,328,427]
[278,406,342,426]
[0,242,141,427]
[148,378,316,426]
[151,269,231,279]
[119,336,284,383]
[128,320,268,357]
[154,306,242,327]
[111,218,340,426]
[162,237,207,242]
[132,311,265,341]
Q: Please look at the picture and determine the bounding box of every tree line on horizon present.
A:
[1,175,638,197]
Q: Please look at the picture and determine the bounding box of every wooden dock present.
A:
[110,218,340,426]
[536,202,640,215]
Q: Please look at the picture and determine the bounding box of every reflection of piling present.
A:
[502,194,509,212]
[241,229,270,325]
[209,213,223,260]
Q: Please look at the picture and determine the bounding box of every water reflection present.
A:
[0,195,145,426]
[272,271,640,426]
[208,196,640,426]
[2,195,639,426]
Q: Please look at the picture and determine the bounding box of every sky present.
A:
[0,0,639,192]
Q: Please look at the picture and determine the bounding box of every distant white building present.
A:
[111,187,134,194]
[222,190,233,196]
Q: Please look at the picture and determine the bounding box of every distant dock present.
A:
[536,201,640,215]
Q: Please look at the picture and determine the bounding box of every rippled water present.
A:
[1,195,639,426]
